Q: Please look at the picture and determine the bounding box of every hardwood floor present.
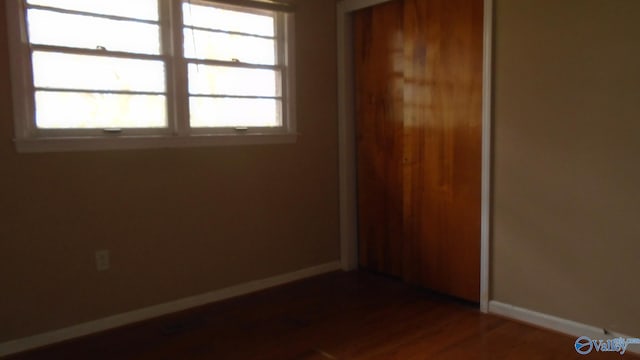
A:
[7,271,637,359]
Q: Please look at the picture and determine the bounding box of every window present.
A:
[6,0,296,152]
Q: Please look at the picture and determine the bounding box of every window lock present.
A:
[103,128,123,134]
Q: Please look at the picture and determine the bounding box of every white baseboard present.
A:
[489,300,640,355]
[0,261,342,357]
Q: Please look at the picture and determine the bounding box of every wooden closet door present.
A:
[402,0,483,302]
[355,0,482,302]
[354,0,405,277]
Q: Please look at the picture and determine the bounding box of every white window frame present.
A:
[5,0,297,153]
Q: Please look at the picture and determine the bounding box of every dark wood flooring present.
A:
[6,271,638,359]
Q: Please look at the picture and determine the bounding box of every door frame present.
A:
[336,0,493,312]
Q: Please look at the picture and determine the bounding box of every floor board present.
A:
[6,271,637,359]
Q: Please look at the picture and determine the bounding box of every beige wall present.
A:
[0,0,339,342]
[492,0,640,336]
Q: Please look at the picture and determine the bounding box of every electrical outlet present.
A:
[95,250,110,271]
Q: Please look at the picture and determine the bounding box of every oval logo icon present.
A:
[575,336,593,355]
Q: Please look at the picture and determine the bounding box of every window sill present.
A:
[14,132,298,153]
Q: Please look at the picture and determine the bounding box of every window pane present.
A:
[183,2,274,37]
[190,98,280,128]
[28,10,160,55]
[27,0,159,21]
[33,52,165,92]
[188,64,277,97]
[35,91,166,129]
[184,29,275,65]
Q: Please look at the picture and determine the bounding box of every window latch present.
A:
[103,128,122,134]
[234,127,249,132]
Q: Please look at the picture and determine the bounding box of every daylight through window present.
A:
[6,0,296,151]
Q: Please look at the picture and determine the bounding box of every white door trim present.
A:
[479,0,494,313]
[336,0,493,313]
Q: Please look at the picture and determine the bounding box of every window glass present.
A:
[189,98,280,128]
[8,0,294,150]
[27,0,159,21]
[188,64,277,97]
[183,29,275,65]
[183,3,274,37]
[27,9,161,55]
[35,92,167,129]
[32,52,166,92]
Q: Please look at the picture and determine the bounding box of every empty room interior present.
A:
[1,0,639,358]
